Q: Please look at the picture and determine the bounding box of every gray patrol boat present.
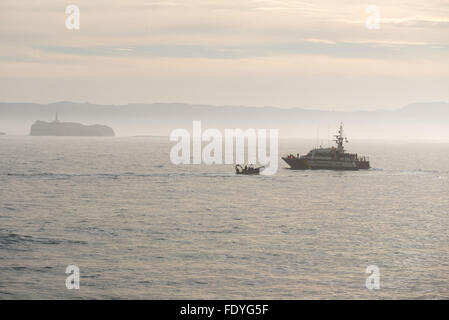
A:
[282,123,370,170]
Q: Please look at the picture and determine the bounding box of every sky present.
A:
[0,0,448,110]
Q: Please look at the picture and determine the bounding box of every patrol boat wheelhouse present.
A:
[282,123,370,170]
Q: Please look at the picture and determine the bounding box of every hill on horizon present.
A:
[0,101,448,140]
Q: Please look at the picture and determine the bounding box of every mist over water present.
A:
[0,136,448,299]
[1,101,448,141]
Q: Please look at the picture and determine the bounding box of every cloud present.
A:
[34,40,448,61]
[381,16,449,27]
[251,0,318,12]
[304,38,337,45]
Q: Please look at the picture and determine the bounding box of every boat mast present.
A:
[334,122,347,152]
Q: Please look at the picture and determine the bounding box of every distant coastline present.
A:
[0,101,448,140]
[133,135,166,138]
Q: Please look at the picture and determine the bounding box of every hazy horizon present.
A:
[1,101,448,140]
[1,99,449,112]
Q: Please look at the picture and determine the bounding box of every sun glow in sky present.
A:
[0,0,448,109]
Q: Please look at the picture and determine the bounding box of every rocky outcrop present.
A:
[30,120,114,136]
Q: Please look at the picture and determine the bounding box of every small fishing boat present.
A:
[235,164,264,175]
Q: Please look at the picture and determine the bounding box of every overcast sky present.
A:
[0,0,448,110]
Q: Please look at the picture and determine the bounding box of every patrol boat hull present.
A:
[282,157,370,170]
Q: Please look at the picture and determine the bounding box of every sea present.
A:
[0,136,448,299]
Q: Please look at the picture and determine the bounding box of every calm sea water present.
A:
[0,136,448,299]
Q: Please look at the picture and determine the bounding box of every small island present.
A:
[0,132,5,135]
[30,113,114,136]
